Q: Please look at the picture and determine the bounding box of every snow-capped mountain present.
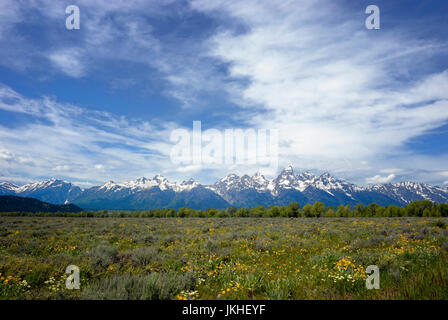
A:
[208,172,274,207]
[202,166,448,208]
[0,182,19,195]
[267,165,302,195]
[1,167,448,210]
[211,172,269,196]
[367,182,448,204]
[206,167,368,207]
[211,167,361,201]
[95,176,202,194]
[0,178,82,204]
[73,175,228,210]
[178,178,201,192]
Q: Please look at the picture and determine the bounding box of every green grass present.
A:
[0,217,447,299]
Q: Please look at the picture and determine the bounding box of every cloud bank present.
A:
[0,0,447,186]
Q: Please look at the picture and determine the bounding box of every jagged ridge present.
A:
[1,167,447,210]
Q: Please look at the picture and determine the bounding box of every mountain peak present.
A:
[253,171,263,177]
[282,165,294,173]
[3,178,82,204]
[43,177,66,185]
[181,178,196,185]
[252,171,268,182]
[0,181,19,188]
[99,180,120,192]
[177,178,200,191]
[153,174,168,182]
[320,172,332,179]
[268,166,300,194]
[220,173,239,182]
[278,166,295,178]
[298,171,316,180]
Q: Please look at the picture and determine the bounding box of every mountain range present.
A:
[1,166,448,210]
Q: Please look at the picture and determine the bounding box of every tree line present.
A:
[1,200,447,218]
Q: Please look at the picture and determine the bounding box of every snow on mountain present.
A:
[367,181,448,204]
[2,178,83,204]
[74,175,227,210]
[16,178,69,193]
[98,181,122,192]
[212,174,254,195]
[122,176,173,191]
[0,182,19,195]
[213,166,358,198]
[252,172,269,190]
[214,174,244,191]
[295,171,317,191]
[205,167,448,207]
[208,166,364,207]
[177,179,201,192]
[2,166,448,209]
[306,172,362,197]
[0,182,18,189]
[268,165,299,194]
[0,182,19,189]
[97,175,202,194]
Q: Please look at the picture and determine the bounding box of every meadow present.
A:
[0,216,447,300]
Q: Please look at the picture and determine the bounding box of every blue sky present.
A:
[0,0,448,187]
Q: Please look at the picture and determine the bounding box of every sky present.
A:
[0,0,448,188]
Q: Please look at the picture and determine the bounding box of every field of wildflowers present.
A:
[0,217,447,299]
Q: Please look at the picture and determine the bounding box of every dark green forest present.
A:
[1,200,447,218]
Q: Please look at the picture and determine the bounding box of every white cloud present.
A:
[192,0,448,180]
[379,168,403,174]
[54,165,70,171]
[0,84,177,185]
[49,49,86,78]
[171,165,202,173]
[0,0,226,108]
[1,1,448,186]
[366,174,396,184]
[94,164,105,171]
[0,147,14,160]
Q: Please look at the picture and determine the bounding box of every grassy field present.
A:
[0,217,447,300]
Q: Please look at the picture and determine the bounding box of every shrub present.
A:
[88,245,119,271]
[253,238,272,251]
[129,247,161,267]
[351,235,387,249]
[81,272,196,300]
